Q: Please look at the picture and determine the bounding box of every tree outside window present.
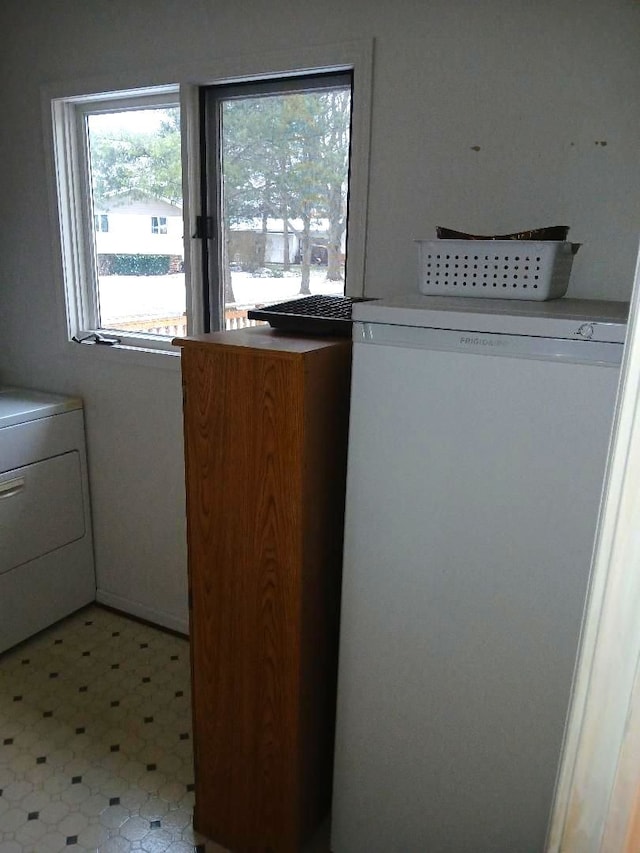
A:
[201,73,353,328]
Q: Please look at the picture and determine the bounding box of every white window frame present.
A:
[50,85,185,353]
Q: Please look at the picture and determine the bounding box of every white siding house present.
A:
[230,217,345,266]
[95,196,184,259]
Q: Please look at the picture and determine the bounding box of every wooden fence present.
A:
[113,307,262,337]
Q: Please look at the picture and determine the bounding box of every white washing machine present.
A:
[0,387,96,652]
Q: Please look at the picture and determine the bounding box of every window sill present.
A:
[66,338,182,371]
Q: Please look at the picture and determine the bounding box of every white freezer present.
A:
[352,294,628,342]
[331,296,627,853]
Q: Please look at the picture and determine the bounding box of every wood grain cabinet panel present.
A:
[174,328,351,852]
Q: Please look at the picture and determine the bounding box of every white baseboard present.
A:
[96,589,189,636]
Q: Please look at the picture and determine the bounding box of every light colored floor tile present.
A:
[0,606,198,853]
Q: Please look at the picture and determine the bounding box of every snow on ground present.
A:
[98,268,343,324]
[230,270,344,305]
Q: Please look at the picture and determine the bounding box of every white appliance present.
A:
[0,387,95,652]
[331,296,628,853]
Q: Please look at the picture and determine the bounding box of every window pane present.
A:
[94,214,109,232]
[220,84,351,329]
[86,107,186,337]
[151,216,168,235]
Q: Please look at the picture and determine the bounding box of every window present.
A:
[200,72,353,331]
[51,86,186,348]
[151,216,168,235]
[48,44,371,354]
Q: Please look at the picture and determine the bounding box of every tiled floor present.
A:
[0,605,331,853]
[0,604,218,853]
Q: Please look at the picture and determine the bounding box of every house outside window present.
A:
[94,213,109,232]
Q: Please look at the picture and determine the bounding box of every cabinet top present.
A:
[0,387,83,427]
[173,326,351,356]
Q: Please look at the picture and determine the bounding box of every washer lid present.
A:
[352,295,629,343]
[0,388,83,427]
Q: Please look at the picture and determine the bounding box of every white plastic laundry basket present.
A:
[417,240,576,300]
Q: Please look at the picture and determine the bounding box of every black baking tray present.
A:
[248,295,373,336]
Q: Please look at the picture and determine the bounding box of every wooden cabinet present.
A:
[175,328,352,852]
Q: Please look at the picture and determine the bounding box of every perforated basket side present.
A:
[417,240,574,300]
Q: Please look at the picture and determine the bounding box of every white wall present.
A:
[96,212,184,256]
[0,0,639,631]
